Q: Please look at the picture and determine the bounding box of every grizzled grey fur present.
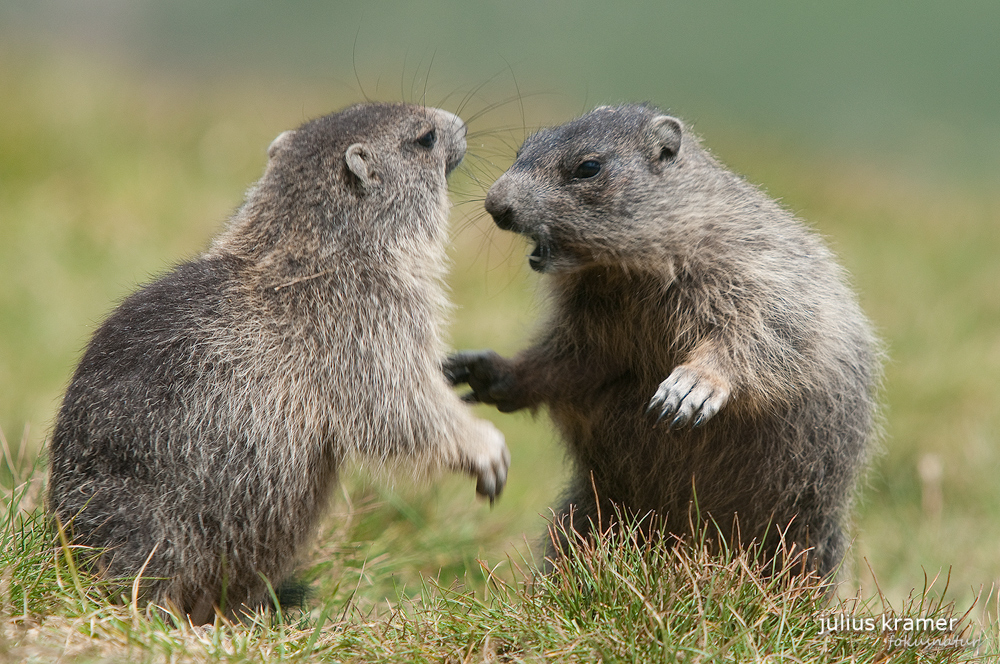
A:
[48,102,509,624]
[446,104,881,576]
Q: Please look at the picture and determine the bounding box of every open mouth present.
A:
[527,240,551,273]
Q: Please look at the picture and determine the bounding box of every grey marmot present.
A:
[47,102,509,623]
[446,104,881,576]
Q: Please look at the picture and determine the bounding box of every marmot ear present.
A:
[651,115,682,161]
[345,143,376,190]
[267,130,296,159]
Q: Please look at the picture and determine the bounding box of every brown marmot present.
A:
[47,102,509,624]
[446,104,881,576]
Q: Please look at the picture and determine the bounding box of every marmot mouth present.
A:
[528,240,551,273]
[444,153,464,176]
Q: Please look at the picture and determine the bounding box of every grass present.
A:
[3,452,997,662]
[2,46,1000,660]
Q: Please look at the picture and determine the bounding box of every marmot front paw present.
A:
[647,365,731,430]
[462,420,510,503]
[443,350,521,412]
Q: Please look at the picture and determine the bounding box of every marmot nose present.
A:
[485,180,522,232]
[484,192,518,231]
[490,206,517,231]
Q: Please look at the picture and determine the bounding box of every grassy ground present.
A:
[2,47,999,660]
[3,458,997,663]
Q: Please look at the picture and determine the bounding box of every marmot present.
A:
[48,102,509,624]
[446,104,881,576]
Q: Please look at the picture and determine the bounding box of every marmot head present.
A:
[267,102,466,191]
[232,103,467,257]
[484,104,702,274]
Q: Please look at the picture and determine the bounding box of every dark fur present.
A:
[447,104,881,576]
[48,103,509,623]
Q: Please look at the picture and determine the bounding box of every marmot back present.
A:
[48,102,509,624]
[447,104,881,576]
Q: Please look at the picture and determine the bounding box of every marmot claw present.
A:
[444,350,517,410]
[648,365,730,430]
[467,421,510,503]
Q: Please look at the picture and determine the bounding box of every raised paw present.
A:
[647,364,731,430]
[463,420,511,504]
[442,350,520,412]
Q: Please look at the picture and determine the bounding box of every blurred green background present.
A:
[1,1,998,610]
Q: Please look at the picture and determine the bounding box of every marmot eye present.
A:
[573,160,601,179]
[416,129,437,148]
